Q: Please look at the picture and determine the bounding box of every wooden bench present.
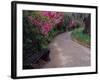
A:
[23,48,50,69]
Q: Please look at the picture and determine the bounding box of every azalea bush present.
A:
[28,11,64,35]
[23,11,64,53]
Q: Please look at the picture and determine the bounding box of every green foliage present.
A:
[71,28,90,45]
[23,15,41,54]
[23,11,67,54]
[31,11,49,22]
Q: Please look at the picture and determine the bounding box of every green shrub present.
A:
[72,28,90,45]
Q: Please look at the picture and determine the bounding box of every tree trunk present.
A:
[83,15,91,35]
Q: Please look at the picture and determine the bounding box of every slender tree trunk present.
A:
[83,14,91,35]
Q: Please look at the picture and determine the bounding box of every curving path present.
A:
[43,32,90,68]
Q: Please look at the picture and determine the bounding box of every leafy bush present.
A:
[23,11,65,54]
[28,11,64,35]
[72,28,90,45]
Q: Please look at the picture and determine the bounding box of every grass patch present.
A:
[71,28,90,47]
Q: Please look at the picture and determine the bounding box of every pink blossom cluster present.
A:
[69,20,77,28]
[41,11,64,25]
[28,11,64,35]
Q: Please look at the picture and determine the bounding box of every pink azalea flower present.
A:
[41,23,52,35]
[69,20,77,27]
[28,11,64,35]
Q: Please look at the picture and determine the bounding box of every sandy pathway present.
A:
[43,32,90,68]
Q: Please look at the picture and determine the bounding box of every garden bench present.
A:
[23,48,50,69]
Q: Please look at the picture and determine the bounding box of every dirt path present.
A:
[43,32,90,68]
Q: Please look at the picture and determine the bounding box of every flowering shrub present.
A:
[41,23,52,35]
[69,20,77,28]
[23,11,65,54]
[67,19,81,31]
[28,11,64,35]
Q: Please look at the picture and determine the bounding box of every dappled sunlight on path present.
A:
[43,32,90,68]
